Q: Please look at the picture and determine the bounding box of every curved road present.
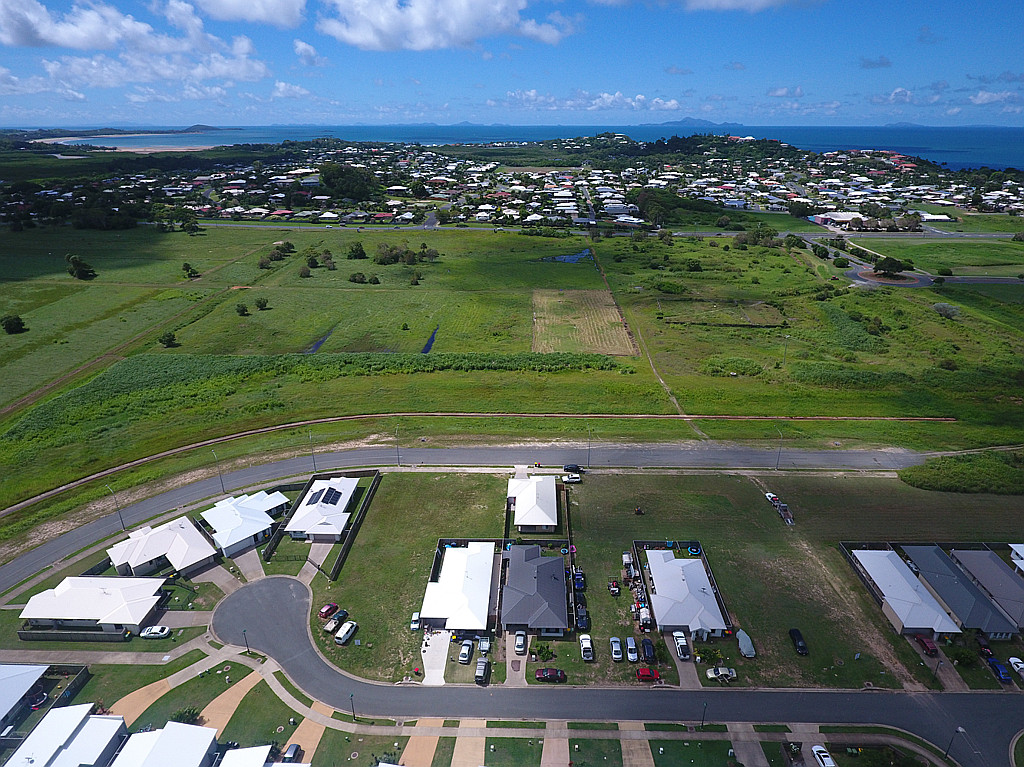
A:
[213,578,1015,767]
[0,442,922,594]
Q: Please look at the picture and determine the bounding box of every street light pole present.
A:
[309,430,317,472]
[774,425,784,471]
[211,450,226,494]
[932,657,943,683]
[943,726,965,759]
[395,425,401,467]
[349,693,356,722]
[587,425,592,469]
[782,334,791,368]
[105,484,126,531]
[243,629,249,654]
[700,700,707,730]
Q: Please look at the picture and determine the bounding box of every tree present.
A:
[783,234,803,250]
[833,257,850,268]
[716,215,731,228]
[257,256,271,269]
[254,297,269,311]
[299,265,311,278]
[347,241,367,259]
[157,331,176,347]
[182,262,199,279]
[319,162,381,201]
[349,272,367,283]
[306,255,319,269]
[236,303,249,316]
[1012,231,1024,242]
[65,253,96,280]
[875,256,906,277]
[1,314,26,334]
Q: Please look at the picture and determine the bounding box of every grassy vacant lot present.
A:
[928,213,1024,234]
[650,740,734,767]
[132,665,254,732]
[71,650,207,709]
[569,738,624,767]
[308,472,506,681]
[484,737,543,767]
[314,731,408,766]
[220,680,301,747]
[852,238,1024,276]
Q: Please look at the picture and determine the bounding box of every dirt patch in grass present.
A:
[532,289,637,355]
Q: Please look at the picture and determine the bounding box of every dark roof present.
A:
[500,545,568,630]
[902,546,1016,635]
[949,549,1024,630]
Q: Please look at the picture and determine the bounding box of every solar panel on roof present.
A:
[307,489,324,505]
[323,488,342,506]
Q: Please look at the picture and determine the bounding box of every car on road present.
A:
[672,631,690,661]
[535,667,567,683]
[705,667,737,683]
[580,633,594,662]
[636,667,660,682]
[514,631,528,655]
[563,464,582,473]
[626,637,638,662]
[562,473,582,484]
[318,603,339,620]
[789,628,808,656]
[914,634,938,657]
[410,612,420,631]
[610,636,623,661]
[334,620,358,645]
[641,637,655,663]
[988,657,1012,683]
[479,636,491,654]
[140,626,170,640]
[1009,657,1024,677]
[458,639,474,664]
[811,746,837,767]
[576,605,590,630]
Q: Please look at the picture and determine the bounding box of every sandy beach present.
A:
[32,135,219,153]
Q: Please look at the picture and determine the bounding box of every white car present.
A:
[672,631,690,661]
[514,631,527,655]
[705,667,737,683]
[1009,657,1024,676]
[323,617,341,634]
[811,746,836,767]
[334,620,358,645]
[562,473,582,484]
[140,626,170,639]
[626,637,639,662]
[765,492,779,503]
[580,633,594,662]
[458,639,474,664]
[410,612,420,631]
[610,636,623,661]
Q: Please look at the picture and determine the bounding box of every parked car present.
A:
[478,635,491,654]
[576,605,590,630]
[610,636,623,661]
[705,667,737,683]
[410,612,420,631]
[318,603,339,620]
[323,617,341,634]
[641,637,655,663]
[514,631,527,655]
[474,658,490,685]
[914,634,938,657]
[580,633,594,662]
[636,667,660,682]
[608,579,620,596]
[334,620,358,645]
[976,632,994,658]
[535,667,567,683]
[573,569,586,591]
[988,657,1012,683]
[562,473,582,484]
[765,492,779,504]
[282,744,302,763]
[458,639,474,664]
[811,746,837,767]
[672,631,690,661]
[563,464,582,473]
[140,625,170,640]
[626,637,639,662]
[789,628,808,656]
[1009,657,1024,677]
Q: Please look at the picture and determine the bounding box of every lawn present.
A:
[262,534,318,577]
[220,680,302,748]
[0,607,207,652]
[70,649,207,709]
[308,472,506,681]
[569,738,623,767]
[484,737,544,767]
[650,740,735,767]
[131,664,254,732]
[851,238,1024,276]
[431,736,457,767]
[927,213,1024,233]
[313,731,407,766]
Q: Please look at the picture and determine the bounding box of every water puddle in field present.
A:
[539,249,593,264]
[421,325,440,353]
[305,327,335,353]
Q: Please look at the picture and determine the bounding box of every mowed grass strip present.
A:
[220,680,301,747]
[852,238,1024,276]
[532,289,637,355]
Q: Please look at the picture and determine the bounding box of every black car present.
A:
[563,464,582,473]
[789,628,809,656]
[576,605,590,630]
[641,637,655,662]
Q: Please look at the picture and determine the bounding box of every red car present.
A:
[914,634,938,657]
[534,668,567,683]
[636,667,660,682]
[318,603,339,620]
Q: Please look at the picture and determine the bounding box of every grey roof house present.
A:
[500,545,568,634]
[949,549,1024,631]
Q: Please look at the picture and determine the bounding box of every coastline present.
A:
[32,136,218,153]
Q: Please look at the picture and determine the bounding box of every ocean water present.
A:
[65,124,1024,170]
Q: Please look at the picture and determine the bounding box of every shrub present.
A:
[299,266,311,278]
[898,452,1024,495]
[235,303,248,316]
[349,272,367,284]
[1012,231,1024,242]
[944,646,978,666]
[157,331,176,347]
[937,267,953,276]
[699,356,763,377]
[171,706,201,724]
[832,257,849,268]
[368,275,380,284]
[257,256,271,269]
[933,303,960,319]
[1,314,26,334]
[306,255,319,269]
[254,297,269,311]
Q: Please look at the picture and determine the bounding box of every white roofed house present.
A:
[107,517,217,578]
[0,663,49,731]
[5,703,127,767]
[20,577,166,636]
[645,550,727,640]
[285,476,359,542]
[200,491,288,558]
[508,475,558,533]
[419,541,496,632]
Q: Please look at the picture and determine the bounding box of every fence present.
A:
[18,628,128,642]
[327,471,382,581]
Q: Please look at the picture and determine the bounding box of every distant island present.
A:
[2,125,221,142]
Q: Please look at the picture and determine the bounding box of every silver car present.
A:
[610,636,623,661]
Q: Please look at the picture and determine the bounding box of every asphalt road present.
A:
[213,578,1016,767]
[0,443,922,594]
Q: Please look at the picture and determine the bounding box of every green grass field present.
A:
[70,650,207,709]
[852,238,1024,276]
[220,680,302,748]
[131,665,254,732]
[650,739,734,767]
[484,737,544,767]
[927,213,1024,234]
[314,731,407,766]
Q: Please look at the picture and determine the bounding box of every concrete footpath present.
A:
[398,717,444,767]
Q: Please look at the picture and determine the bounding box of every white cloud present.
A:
[294,38,325,66]
[766,86,802,98]
[272,80,310,98]
[888,87,912,104]
[945,107,961,116]
[192,0,305,27]
[317,0,574,51]
[969,90,1013,105]
[501,88,680,112]
[0,0,156,49]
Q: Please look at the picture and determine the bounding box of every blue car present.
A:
[988,657,1012,683]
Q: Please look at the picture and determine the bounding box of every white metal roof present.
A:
[201,491,285,551]
[21,577,165,626]
[6,704,125,767]
[219,745,273,767]
[0,663,48,720]
[647,551,727,635]
[107,517,215,573]
[285,476,358,536]
[852,550,960,634]
[420,541,495,631]
[110,721,217,767]
[508,475,557,528]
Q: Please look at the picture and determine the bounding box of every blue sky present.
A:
[1,0,1022,127]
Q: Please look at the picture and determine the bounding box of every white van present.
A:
[334,620,357,645]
